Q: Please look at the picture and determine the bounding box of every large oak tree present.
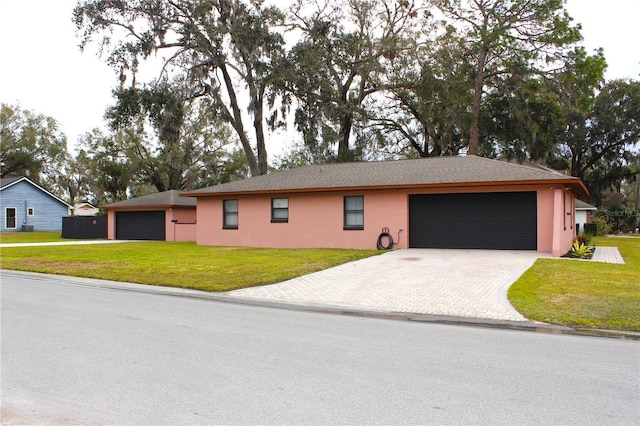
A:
[280,0,422,162]
[430,0,582,155]
[74,0,286,176]
[0,103,69,193]
[368,26,474,158]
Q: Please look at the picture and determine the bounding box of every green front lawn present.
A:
[0,242,379,292]
[0,231,70,244]
[509,237,640,331]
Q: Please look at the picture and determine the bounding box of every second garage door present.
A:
[115,211,166,241]
[409,192,537,250]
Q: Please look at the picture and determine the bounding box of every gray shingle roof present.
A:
[184,156,587,197]
[0,176,24,189]
[1,176,72,207]
[575,200,597,210]
[101,190,197,209]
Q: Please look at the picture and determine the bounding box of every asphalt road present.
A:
[1,273,638,425]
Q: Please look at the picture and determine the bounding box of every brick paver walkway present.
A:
[591,247,625,264]
[229,249,546,322]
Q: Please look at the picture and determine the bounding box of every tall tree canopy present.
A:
[74,0,286,176]
[103,89,244,194]
[0,103,69,191]
[368,25,474,158]
[77,129,133,205]
[430,0,582,155]
[480,77,565,162]
[106,81,190,192]
[276,0,423,162]
[568,79,640,204]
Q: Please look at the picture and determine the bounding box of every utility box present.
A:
[21,224,34,232]
[584,223,598,235]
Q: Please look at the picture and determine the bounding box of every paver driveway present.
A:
[229,249,548,321]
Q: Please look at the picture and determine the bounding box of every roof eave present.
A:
[182,178,589,198]
[0,176,73,207]
[100,203,195,210]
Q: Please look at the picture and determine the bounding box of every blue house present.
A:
[0,176,72,232]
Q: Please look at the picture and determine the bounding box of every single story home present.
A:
[0,176,72,232]
[182,155,588,256]
[575,200,598,235]
[73,202,100,216]
[101,190,197,241]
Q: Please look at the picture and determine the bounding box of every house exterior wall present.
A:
[575,211,587,234]
[0,181,70,231]
[106,206,197,241]
[194,184,578,256]
[536,190,554,253]
[107,210,116,239]
[196,190,408,249]
[546,189,576,256]
[166,206,197,242]
[562,191,576,255]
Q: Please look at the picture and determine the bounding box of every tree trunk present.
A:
[237,130,261,177]
[218,61,261,177]
[254,101,268,175]
[635,165,640,211]
[338,112,353,162]
[468,48,488,156]
[152,175,166,193]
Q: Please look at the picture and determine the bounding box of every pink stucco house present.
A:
[183,156,587,256]
[102,190,197,241]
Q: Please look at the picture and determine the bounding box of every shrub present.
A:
[583,223,598,236]
[592,216,612,236]
[576,233,594,246]
[570,240,594,259]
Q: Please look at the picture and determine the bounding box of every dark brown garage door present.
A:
[115,211,165,241]
[409,192,537,250]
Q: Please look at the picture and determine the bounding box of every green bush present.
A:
[599,207,640,233]
[583,223,598,236]
[592,216,612,236]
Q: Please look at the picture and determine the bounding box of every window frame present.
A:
[5,207,17,229]
[271,197,289,223]
[223,199,238,230]
[27,207,34,217]
[343,195,364,230]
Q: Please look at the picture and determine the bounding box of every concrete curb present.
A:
[3,270,638,341]
[0,240,140,248]
[496,255,538,321]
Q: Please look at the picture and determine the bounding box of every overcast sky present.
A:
[1,0,638,152]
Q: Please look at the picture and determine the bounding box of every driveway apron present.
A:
[228,249,547,322]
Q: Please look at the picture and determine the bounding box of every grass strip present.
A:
[0,231,71,244]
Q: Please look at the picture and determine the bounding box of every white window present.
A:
[27,207,34,216]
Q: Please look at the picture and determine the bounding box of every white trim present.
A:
[5,207,17,229]
[74,202,97,209]
[0,177,72,208]
[27,207,35,216]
